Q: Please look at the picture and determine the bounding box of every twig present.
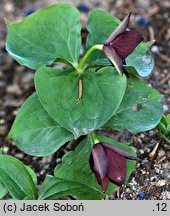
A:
[157,52,170,64]
[149,142,160,158]
[148,26,155,41]
[145,6,160,18]
[159,73,170,85]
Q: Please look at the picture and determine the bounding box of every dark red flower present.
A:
[103,13,143,75]
[91,142,138,192]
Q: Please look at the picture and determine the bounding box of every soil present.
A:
[0,0,170,200]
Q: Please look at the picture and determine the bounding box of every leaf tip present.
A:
[147,40,156,47]
[4,18,12,26]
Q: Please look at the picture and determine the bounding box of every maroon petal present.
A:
[92,144,108,180]
[93,172,109,193]
[102,142,139,161]
[105,13,131,45]
[103,45,124,75]
[105,148,126,186]
[101,177,109,192]
[110,31,143,59]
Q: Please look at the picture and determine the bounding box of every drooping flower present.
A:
[91,142,138,192]
[103,13,143,75]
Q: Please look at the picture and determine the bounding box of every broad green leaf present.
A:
[86,10,120,46]
[0,155,37,200]
[53,135,136,200]
[35,67,127,137]
[6,3,81,69]
[86,9,120,66]
[95,133,137,183]
[0,180,8,199]
[103,74,163,133]
[9,93,74,156]
[86,10,154,77]
[0,148,2,154]
[38,175,105,200]
[54,136,116,200]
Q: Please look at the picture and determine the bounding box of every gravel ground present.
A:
[0,0,170,200]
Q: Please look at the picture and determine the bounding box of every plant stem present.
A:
[77,44,103,72]
[90,132,100,145]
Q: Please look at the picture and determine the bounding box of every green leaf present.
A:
[35,66,127,137]
[103,74,163,133]
[96,133,137,182]
[54,136,116,200]
[86,10,120,46]
[157,114,170,144]
[9,93,74,156]
[24,165,37,186]
[0,180,8,199]
[126,42,155,77]
[0,155,37,200]
[86,10,154,77]
[38,175,105,200]
[86,9,120,66]
[53,134,136,200]
[0,148,2,154]
[6,3,81,69]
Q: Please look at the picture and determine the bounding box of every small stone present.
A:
[158,150,165,157]
[24,9,35,16]
[163,104,169,112]
[158,180,166,186]
[136,0,151,8]
[4,2,14,13]
[2,146,9,154]
[151,45,159,53]
[0,126,7,135]
[0,119,5,124]
[137,17,150,26]
[155,168,160,174]
[15,153,24,159]
[56,158,62,164]
[78,4,89,13]
[139,149,145,154]
[6,84,22,96]
[139,191,145,199]
[166,192,170,199]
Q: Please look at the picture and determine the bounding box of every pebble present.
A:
[56,158,62,164]
[15,153,24,159]
[0,119,5,124]
[4,100,21,108]
[136,0,151,8]
[2,146,9,154]
[155,168,160,174]
[21,73,34,84]
[24,9,35,16]
[6,84,22,96]
[3,2,14,13]
[0,126,7,135]
[139,191,145,199]
[151,45,159,53]
[166,192,170,199]
[150,176,156,181]
[158,150,165,157]
[139,149,145,154]
[163,104,169,112]
[131,178,138,185]
[137,18,150,26]
[78,4,89,12]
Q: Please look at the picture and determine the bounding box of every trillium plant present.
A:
[0,3,164,200]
